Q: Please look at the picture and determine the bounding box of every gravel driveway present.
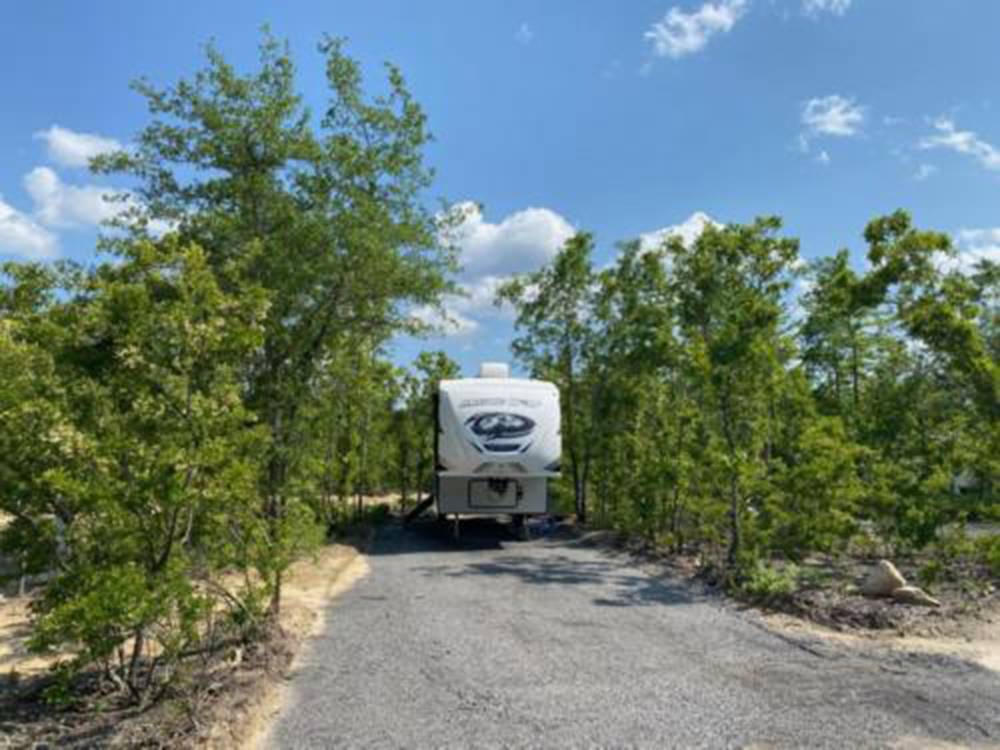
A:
[266,519,1000,749]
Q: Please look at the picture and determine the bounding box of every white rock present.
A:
[891,585,942,608]
[861,560,907,597]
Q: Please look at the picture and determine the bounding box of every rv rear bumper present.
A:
[435,474,552,515]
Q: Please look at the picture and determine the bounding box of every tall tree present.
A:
[668,218,799,567]
[93,32,455,611]
[498,233,600,522]
[800,249,876,416]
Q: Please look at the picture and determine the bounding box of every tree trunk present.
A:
[270,567,282,615]
[719,387,742,569]
[599,471,607,525]
[726,476,741,568]
[266,409,287,616]
[850,336,860,411]
[670,485,684,554]
[573,460,586,524]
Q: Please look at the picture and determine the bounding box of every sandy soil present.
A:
[762,604,1000,675]
[0,595,63,679]
[199,543,371,749]
[0,544,370,674]
[0,539,371,749]
[0,508,65,680]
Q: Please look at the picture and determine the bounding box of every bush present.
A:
[739,561,800,602]
[917,559,944,591]
[1,243,294,703]
[975,535,1000,578]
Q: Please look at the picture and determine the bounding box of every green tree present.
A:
[93,32,455,612]
[800,249,877,416]
[589,239,691,540]
[411,351,461,501]
[1,240,275,701]
[668,218,800,568]
[499,233,600,522]
[851,212,999,543]
[390,369,421,509]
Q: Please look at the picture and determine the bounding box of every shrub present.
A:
[917,559,944,591]
[975,535,1000,578]
[740,561,800,602]
[2,243,293,703]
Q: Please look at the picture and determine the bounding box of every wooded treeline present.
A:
[0,32,997,706]
[0,35,457,702]
[500,215,998,579]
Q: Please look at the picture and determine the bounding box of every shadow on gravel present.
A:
[416,553,705,608]
[382,518,709,609]
[373,517,519,555]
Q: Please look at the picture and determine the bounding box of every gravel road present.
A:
[267,519,1000,749]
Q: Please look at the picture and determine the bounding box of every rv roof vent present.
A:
[478,362,510,379]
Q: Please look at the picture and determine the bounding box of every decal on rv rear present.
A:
[464,412,535,441]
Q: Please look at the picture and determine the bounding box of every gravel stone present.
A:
[267,520,1000,749]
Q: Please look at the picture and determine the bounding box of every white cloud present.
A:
[949,228,1000,273]
[926,228,1000,276]
[24,167,125,228]
[816,149,831,165]
[452,275,509,314]
[410,276,524,338]
[22,166,172,239]
[0,196,58,260]
[445,202,575,280]
[639,211,718,251]
[33,125,123,169]
[919,117,1000,172]
[645,0,747,59]
[802,0,851,17]
[958,228,1000,247]
[802,95,865,138]
[410,304,479,336]
[514,22,534,44]
[786,276,815,324]
[422,203,575,336]
[914,163,937,181]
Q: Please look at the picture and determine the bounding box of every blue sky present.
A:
[2,1,999,376]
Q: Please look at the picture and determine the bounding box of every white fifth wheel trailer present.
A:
[434,362,560,535]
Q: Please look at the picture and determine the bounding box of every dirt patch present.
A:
[0,540,370,748]
[758,554,998,638]
[761,602,1000,677]
[720,553,999,677]
[0,595,63,679]
[889,738,998,750]
[591,526,997,629]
